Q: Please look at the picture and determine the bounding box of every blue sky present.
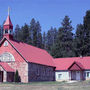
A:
[0,0,90,33]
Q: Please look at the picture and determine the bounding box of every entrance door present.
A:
[76,71,80,80]
[0,71,3,82]
[71,71,76,80]
[7,72,14,82]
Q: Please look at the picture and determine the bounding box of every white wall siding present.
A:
[55,71,69,81]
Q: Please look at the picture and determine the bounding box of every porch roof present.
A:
[68,62,84,71]
[0,62,14,72]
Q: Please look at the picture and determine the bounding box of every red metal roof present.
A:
[54,57,90,70]
[4,15,13,26]
[0,62,14,72]
[8,39,55,67]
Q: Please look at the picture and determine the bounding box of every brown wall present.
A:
[28,63,55,82]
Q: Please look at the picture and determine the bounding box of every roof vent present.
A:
[80,55,83,58]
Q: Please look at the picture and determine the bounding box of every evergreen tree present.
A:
[29,19,42,48]
[74,24,85,56]
[14,70,20,82]
[0,25,3,40]
[29,18,36,44]
[36,21,42,48]
[83,10,90,56]
[46,29,52,51]
[33,26,37,46]
[52,28,58,45]
[14,24,22,41]
[46,27,57,52]
[0,21,5,40]
[42,32,46,49]
[30,18,37,46]
[51,16,75,58]
[22,23,29,43]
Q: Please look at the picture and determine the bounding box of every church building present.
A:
[0,13,55,83]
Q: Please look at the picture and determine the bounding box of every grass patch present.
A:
[1,81,65,85]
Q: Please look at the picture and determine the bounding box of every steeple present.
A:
[3,7,13,39]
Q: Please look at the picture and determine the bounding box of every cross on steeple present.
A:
[8,7,10,16]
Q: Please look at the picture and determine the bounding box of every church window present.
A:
[4,41,8,47]
[87,72,90,77]
[58,74,62,79]
[0,52,15,62]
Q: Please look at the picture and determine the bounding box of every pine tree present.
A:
[83,10,90,56]
[42,32,46,49]
[22,23,29,43]
[51,16,75,58]
[74,24,85,56]
[30,18,37,46]
[0,21,5,40]
[46,29,52,51]
[14,24,22,41]
[29,19,42,48]
[14,70,20,82]
[0,25,3,40]
[36,21,42,48]
[46,27,57,52]
[52,28,58,45]
[29,18,36,44]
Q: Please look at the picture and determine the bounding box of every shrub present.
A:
[14,70,21,82]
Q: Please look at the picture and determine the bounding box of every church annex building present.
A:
[0,13,90,82]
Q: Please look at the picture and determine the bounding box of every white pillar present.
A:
[3,71,7,82]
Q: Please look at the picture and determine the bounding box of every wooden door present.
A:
[0,71,3,82]
[71,71,76,80]
[7,72,14,82]
[76,71,80,80]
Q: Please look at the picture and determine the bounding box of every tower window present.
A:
[5,29,8,33]
[10,30,12,34]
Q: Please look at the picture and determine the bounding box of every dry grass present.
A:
[0,81,90,90]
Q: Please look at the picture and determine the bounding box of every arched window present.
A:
[5,29,8,34]
[8,29,12,34]
[0,52,15,62]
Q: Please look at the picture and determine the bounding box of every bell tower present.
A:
[3,7,13,39]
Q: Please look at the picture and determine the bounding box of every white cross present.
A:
[8,7,10,15]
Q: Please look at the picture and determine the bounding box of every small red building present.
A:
[0,14,55,82]
[54,57,90,81]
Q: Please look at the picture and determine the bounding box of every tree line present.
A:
[0,10,90,58]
